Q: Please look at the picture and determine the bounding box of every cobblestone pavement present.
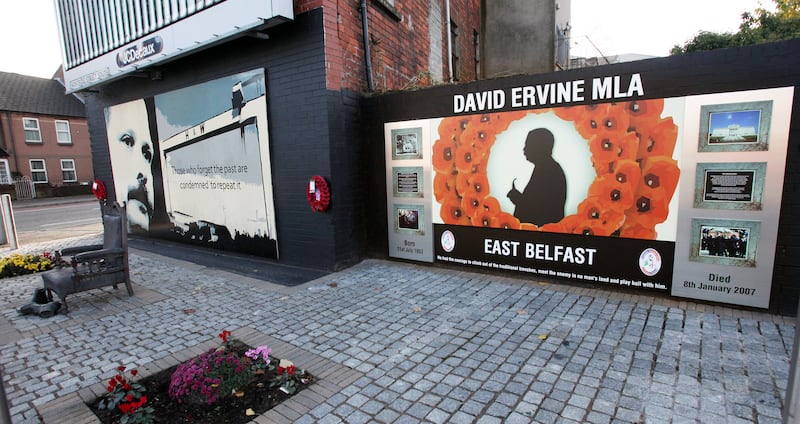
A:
[0,236,795,423]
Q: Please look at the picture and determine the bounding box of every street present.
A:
[11,200,102,245]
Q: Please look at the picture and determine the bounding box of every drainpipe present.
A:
[359,0,375,91]
[446,0,452,83]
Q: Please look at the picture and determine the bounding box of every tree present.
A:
[670,0,800,54]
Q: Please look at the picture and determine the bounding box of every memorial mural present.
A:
[384,71,793,308]
[105,69,279,258]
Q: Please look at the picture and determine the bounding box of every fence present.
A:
[12,177,35,200]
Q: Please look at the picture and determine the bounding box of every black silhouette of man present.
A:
[507,128,567,226]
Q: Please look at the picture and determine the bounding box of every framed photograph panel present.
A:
[698,100,772,152]
[392,166,424,198]
[391,127,423,160]
[394,204,425,236]
[694,162,766,210]
[689,218,760,267]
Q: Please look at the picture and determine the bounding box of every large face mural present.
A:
[105,99,156,232]
[104,69,279,258]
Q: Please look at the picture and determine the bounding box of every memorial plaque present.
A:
[703,170,755,202]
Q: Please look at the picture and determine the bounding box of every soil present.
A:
[88,343,313,424]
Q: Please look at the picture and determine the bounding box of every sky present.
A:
[0,0,773,79]
[569,0,772,59]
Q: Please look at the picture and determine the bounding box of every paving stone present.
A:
[1,242,792,424]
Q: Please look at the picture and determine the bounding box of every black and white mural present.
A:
[105,69,278,258]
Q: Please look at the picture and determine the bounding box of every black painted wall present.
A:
[362,39,800,315]
[85,9,365,272]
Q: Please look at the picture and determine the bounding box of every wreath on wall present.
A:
[92,179,107,201]
[307,175,331,212]
[431,99,679,239]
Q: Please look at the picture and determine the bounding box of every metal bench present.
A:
[41,201,133,313]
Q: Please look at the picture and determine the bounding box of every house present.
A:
[0,71,92,198]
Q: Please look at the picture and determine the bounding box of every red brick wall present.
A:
[0,112,93,185]
[304,0,480,93]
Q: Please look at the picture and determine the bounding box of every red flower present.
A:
[636,117,678,160]
[130,369,138,376]
[218,330,232,343]
[287,365,296,376]
[491,212,521,230]
[433,172,457,202]
[117,365,126,372]
[432,138,457,174]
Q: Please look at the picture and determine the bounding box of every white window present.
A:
[0,159,10,185]
[23,118,42,143]
[30,159,47,183]
[61,159,77,182]
[55,120,72,144]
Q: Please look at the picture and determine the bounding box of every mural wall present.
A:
[105,69,279,258]
[384,72,793,309]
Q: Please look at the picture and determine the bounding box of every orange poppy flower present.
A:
[461,194,484,219]
[572,220,611,236]
[432,138,457,174]
[520,223,539,231]
[636,117,678,160]
[480,111,530,131]
[434,172,457,202]
[613,159,642,193]
[491,212,521,230]
[587,174,636,212]
[471,196,502,226]
[625,188,670,229]
[480,196,502,215]
[577,197,626,235]
[619,222,657,240]
[454,143,485,173]
[625,98,664,129]
[574,103,610,140]
[640,156,680,198]
[589,131,639,175]
[596,103,631,138]
[540,214,580,234]
[438,116,472,145]
[468,173,491,198]
[461,125,495,157]
[472,209,494,227]
[440,197,470,226]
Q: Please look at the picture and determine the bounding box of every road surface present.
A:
[12,201,103,245]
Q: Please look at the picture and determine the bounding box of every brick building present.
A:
[0,72,92,198]
[54,0,483,271]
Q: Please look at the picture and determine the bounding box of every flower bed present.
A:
[0,252,54,279]
[87,330,313,424]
